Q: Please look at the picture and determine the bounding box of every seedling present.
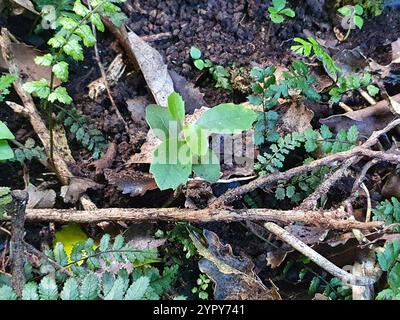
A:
[337,4,364,40]
[189,47,231,90]
[268,0,295,24]
[192,273,211,300]
[0,74,16,161]
[145,92,257,190]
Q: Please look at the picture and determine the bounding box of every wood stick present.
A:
[263,222,376,286]
[10,190,29,296]
[23,207,383,230]
[211,118,400,208]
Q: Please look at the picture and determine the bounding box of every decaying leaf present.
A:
[60,177,103,203]
[6,0,39,15]
[391,38,400,64]
[281,102,314,133]
[169,70,205,114]
[0,43,59,85]
[285,224,329,245]
[92,142,117,175]
[124,223,166,251]
[126,31,174,106]
[320,93,400,137]
[104,168,157,197]
[25,184,56,209]
[190,230,281,300]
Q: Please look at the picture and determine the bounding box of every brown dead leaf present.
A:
[382,172,400,199]
[169,70,205,114]
[285,224,329,245]
[104,168,157,197]
[0,43,59,85]
[92,142,117,175]
[391,38,400,64]
[7,0,39,15]
[60,177,103,203]
[191,230,281,300]
[320,93,400,137]
[126,31,174,106]
[25,184,56,209]
[281,102,314,133]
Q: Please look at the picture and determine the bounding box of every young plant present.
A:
[268,0,295,24]
[145,92,257,190]
[337,4,364,40]
[192,273,211,300]
[189,47,232,90]
[0,74,17,161]
[22,0,127,165]
[291,37,341,81]
[0,233,179,300]
[376,240,400,300]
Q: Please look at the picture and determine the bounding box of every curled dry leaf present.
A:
[60,177,103,204]
[190,230,281,300]
[25,184,56,209]
[104,168,157,197]
[6,0,39,15]
[0,43,60,85]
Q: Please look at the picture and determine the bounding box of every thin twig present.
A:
[263,222,376,286]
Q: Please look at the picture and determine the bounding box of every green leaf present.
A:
[145,105,176,140]
[388,263,400,290]
[59,16,78,30]
[272,0,286,11]
[53,242,69,267]
[367,85,379,97]
[308,276,320,296]
[22,282,39,300]
[0,121,15,140]
[48,34,66,48]
[80,273,99,300]
[34,54,53,66]
[192,149,220,183]
[347,125,359,144]
[286,185,296,198]
[75,25,96,47]
[63,38,84,61]
[38,276,58,300]
[73,0,89,16]
[52,61,69,82]
[194,59,205,70]
[275,187,286,200]
[60,278,79,300]
[167,92,185,123]
[196,103,257,134]
[354,15,364,29]
[91,13,105,32]
[0,140,14,161]
[22,79,50,99]
[281,8,295,17]
[183,124,209,156]
[99,233,111,252]
[0,285,17,300]
[190,47,202,60]
[48,87,73,104]
[150,139,192,190]
[270,13,284,23]
[354,4,364,15]
[54,223,88,263]
[338,6,352,16]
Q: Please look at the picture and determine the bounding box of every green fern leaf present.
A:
[60,277,79,300]
[124,276,150,300]
[22,282,39,300]
[79,273,99,300]
[38,276,58,300]
[104,276,127,300]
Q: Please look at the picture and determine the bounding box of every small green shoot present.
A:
[337,4,364,40]
[268,0,295,24]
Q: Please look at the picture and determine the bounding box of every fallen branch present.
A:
[10,190,29,296]
[23,207,382,230]
[263,222,376,286]
[211,118,400,208]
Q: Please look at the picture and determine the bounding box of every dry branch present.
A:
[23,207,382,230]
[263,222,376,286]
[211,118,400,208]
